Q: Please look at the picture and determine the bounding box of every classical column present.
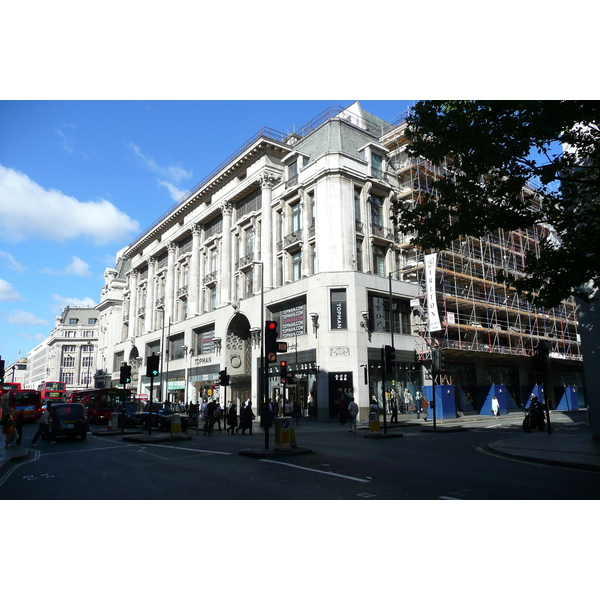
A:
[260,172,278,289]
[188,224,202,316]
[300,190,311,278]
[165,243,177,322]
[128,269,139,338]
[220,202,233,305]
[144,258,156,333]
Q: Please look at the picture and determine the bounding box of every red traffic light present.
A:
[267,321,277,330]
[280,361,287,367]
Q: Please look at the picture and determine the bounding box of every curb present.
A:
[363,432,404,439]
[121,434,193,444]
[420,427,470,434]
[485,443,600,472]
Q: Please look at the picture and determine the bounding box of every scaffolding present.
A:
[382,119,583,378]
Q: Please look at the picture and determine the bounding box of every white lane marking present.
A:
[439,496,462,500]
[261,459,370,482]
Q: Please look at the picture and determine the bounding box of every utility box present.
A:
[171,413,182,436]
[274,417,296,450]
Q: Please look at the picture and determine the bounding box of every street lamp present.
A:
[251,261,270,450]
[86,341,93,389]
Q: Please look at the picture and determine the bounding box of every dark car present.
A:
[135,402,189,431]
[115,400,144,428]
[48,403,89,441]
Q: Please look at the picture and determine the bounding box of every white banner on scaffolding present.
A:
[425,253,443,332]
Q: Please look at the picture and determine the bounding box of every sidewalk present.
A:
[3,412,599,473]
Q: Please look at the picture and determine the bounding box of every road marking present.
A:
[0,450,40,488]
[439,496,462,500]
[261,459,370,482]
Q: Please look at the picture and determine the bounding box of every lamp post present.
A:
[252,261,269,450]
[86,341,93,389]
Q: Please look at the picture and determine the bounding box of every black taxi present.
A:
[48,403,89,441]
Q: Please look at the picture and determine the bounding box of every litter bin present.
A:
[111,413,119,430]
[274,416,296,450]
[171,413,182,436]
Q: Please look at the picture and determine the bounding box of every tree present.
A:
[397,100,600,308]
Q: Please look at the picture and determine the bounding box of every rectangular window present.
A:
[82,356,93,368]
[356,240,363,272]
[69,318,79,325]
[369,294,411,335]
[370,194,384,227]
[373,246,386,277]
[88,318,97,325]
[291,202,302,233]
[271,296,307,338]
[63,356,74,368]
[330,289,347,330]
[354,187,361,221]
[372,153,383,178]
[291,250,302,282]
[195,327,215,355]
[169,334,185,360]
[246,226,254,256]
[64,372,74,385]
[210,286,217,310]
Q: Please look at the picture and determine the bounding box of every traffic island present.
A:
[239,446,313,458]
[419,426,469,433]
[93,429,145,437]
[121,434,193,444]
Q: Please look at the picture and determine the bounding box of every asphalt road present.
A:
[1,416,598,500]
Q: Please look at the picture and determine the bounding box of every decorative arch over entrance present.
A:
[127,345,141,388]
[226,313,252,376]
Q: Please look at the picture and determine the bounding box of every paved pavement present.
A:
[2,410,599,473]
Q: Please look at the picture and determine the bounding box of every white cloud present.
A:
[158,180,188,202]
[40,255,91,277]
[0,278,23,302]
[0,164,140,244]
[17,332,47,343]
[0,250,26,273]
[3,310,50,326]
[50,294,97,314]
[129,142,192,198]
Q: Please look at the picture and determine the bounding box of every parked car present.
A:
[135,402,189,431]
[48,402,89,441]
[115,400,144,428]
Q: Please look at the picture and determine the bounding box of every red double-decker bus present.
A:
[37,381,66,403]
[0,389,42,422]
[71,388,130,423]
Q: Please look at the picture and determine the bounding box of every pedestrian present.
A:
[284,400,292,416]
[2,409,16,449]
[292,401,301,425]
[214,400,223,432]
[491,395,499,418]
[390,398,398,423]
[201,399,208,421]
[15,409,25,445]
[420,394,429,422]
[347,396,359,433]
[227,400,237,434]
[368,398,380,434]
[31,407,54,446]
[237,399,255,435]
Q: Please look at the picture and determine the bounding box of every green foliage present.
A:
[397,100,600,307]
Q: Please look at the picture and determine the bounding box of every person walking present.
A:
[347,397,359,433]
[292,401,301,425]
[2,409,16,449]
[15,409,25,445]
[390,398,398,423]
[226,400,237,434]
[284,400,292,416]
[31,407,54,446]
[238,399,255,435]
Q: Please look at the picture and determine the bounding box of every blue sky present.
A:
[0,100,411,365]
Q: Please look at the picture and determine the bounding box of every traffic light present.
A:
[265,320,279,362]
[120,364,132,385]
[0,358,4,384]
[218,369,230,386]
[146,353,160,378]
[431,348,445,373]
[384,345,395,374]
[280,360,288,383]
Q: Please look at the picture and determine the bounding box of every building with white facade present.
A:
[99,102,586,422]
[26,306,99,394]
